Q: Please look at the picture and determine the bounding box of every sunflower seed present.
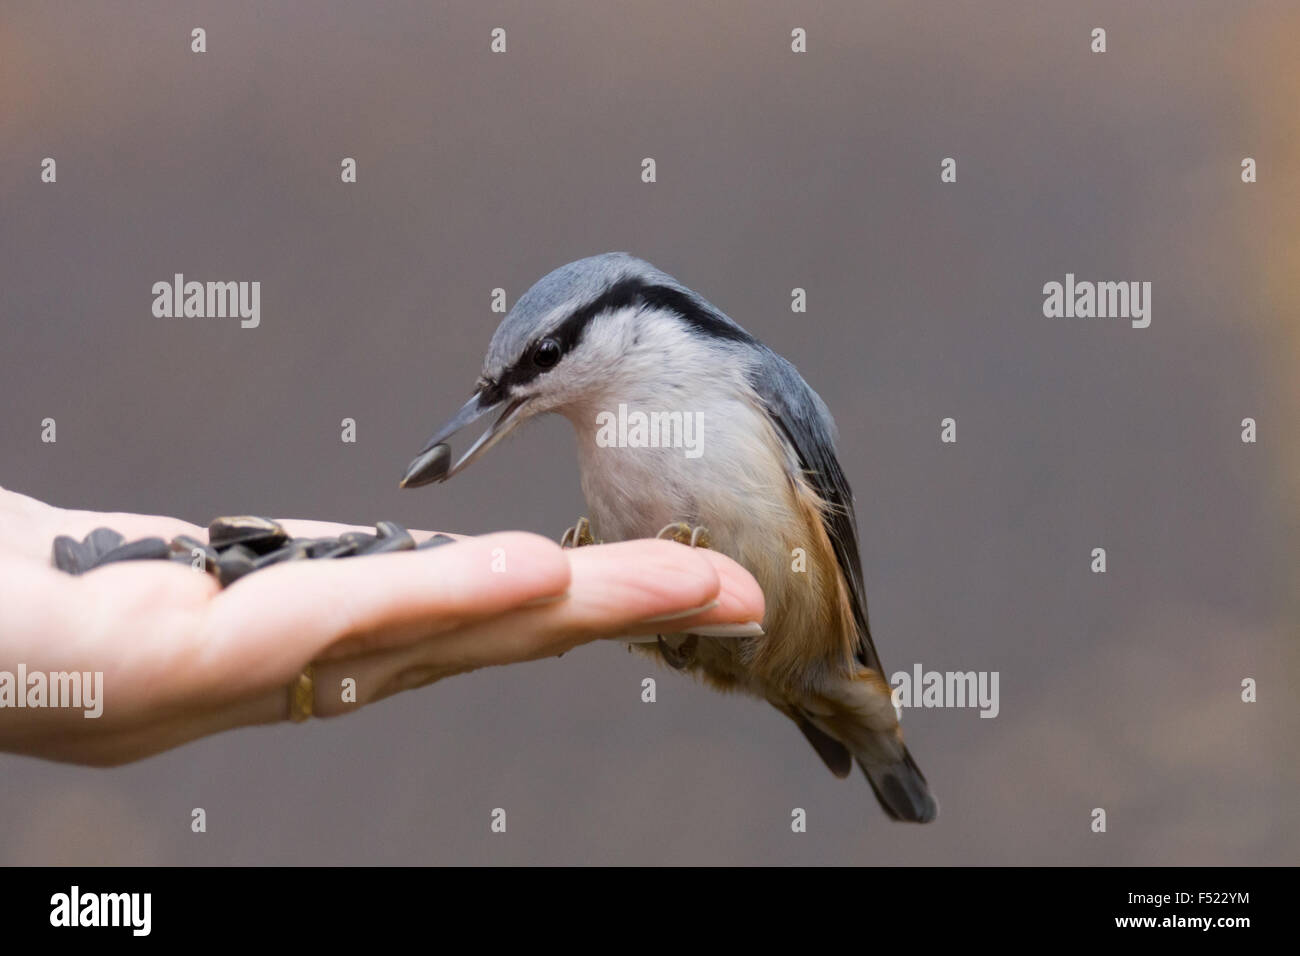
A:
[208,516,288,555]
[253,540,312,569]
[217,545,257,586]
[82,527,126,561]
[316,540,360,559]
[416,534,457,550]
[170,535,221,575]
[400,443,452,489]
[375,520,407,539]
[340,531,378,549]
[303,537,343,558]
[52,535,93,574]
[359,529,415,555]
[93,537,171,567]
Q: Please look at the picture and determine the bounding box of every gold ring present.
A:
[288,663,315,722]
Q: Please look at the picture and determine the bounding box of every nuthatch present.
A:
[402,253,938,823]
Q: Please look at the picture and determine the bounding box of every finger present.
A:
[202,540,763,719]
[618,545,766,636]
[117,539,760,727]
[339,539,763,708]
[189,532,571,699]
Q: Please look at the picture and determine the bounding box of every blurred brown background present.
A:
[0,1,1295,864]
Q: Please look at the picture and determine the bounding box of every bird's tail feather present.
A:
[860,748,938,823]
[797,671,939,823]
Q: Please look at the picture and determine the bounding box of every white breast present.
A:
[558,315,807,625]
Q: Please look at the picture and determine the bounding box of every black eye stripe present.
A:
[495,277,754,392]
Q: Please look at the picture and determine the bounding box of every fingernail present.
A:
[685,622,764,638]
[639,599,720,623]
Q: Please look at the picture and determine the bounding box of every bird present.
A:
[401,252,938,823]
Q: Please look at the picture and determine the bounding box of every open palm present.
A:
[0,488,763,765]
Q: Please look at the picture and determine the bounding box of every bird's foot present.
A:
[656,521,711,549]
[651,525,707,669]
[657,634,698,670]
[560,516,596,549]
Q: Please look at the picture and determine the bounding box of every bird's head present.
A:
[400,252,754,485]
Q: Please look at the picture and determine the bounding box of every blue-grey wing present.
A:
[747,348,883,673]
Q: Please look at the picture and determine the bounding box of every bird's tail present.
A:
[793,670,939,823]
[860,747,938,823]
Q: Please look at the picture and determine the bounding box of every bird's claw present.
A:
[656,522,711,549]
[656,634,698,670]
[560,516,596,549]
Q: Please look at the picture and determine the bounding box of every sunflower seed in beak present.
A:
[400,443,452,488]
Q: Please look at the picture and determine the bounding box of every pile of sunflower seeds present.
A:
[51,516,456,588]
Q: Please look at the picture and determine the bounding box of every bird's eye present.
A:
[531,337,562,369]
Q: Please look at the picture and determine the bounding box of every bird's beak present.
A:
[401,387,528,486]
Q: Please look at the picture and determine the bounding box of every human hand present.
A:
[0,488,763,766]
